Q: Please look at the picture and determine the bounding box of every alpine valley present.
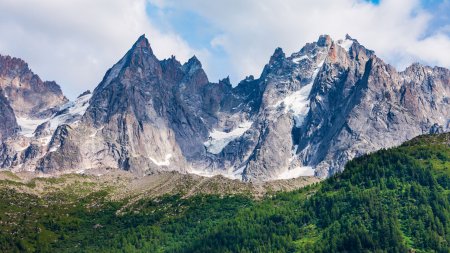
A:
[0,34,449,252]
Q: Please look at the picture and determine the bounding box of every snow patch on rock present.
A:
[16,117,49,137]
[204,121,253,154]
[338,38,353,52]
[150,154,172,166]
[277,166,315,179]
[16,93,91,139]
[188,165,245,180]
[47,93,92,131]
[275,60,324,127]
[292,55,308,64]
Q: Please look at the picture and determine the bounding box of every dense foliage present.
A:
[0,133,449,252]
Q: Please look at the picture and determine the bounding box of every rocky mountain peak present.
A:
[0,55,29,76]
[0,34,447,183]
[219,76,232,87]
[269,47,286,65]
[126,34,159,70]
[132,34,153,52]
[182,55,203,75]
[0,54,67,118]
[180,56,209,88]
[77,90,91,98]
[402,62,432,77]
[317,34,333,48]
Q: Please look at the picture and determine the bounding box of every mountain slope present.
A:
[0,132,448,252]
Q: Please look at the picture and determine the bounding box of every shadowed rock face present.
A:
[0,55,67,118]
[0,34,448,181]
[0,90,18,140]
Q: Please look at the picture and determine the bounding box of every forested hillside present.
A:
[0,133,449,252]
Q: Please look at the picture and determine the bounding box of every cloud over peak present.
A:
[0,0,200,98]
[0,0,448,98]
[151,0,449,83]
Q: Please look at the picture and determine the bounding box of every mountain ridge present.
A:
[0,34,448,181]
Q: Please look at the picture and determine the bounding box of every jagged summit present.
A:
[268,47,286,66]
[345,34,352,40]
[0,54,68,118]
[317,34,333,47]
[132,34,152,50]
[182,55,204,75]
[186,55,201,66]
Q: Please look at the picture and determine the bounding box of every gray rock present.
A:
[0,89,19,140]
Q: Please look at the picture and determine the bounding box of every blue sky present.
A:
[0,0,448,99]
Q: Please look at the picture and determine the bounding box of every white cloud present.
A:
[151,0,450,82]
[0,0,200,99]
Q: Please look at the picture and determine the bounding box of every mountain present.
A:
[0,34,448,181]
[0,132,448,252]
[0,54,70,170]
[0,54,68,142]
[0,55,67,118]
[297,36,449,177]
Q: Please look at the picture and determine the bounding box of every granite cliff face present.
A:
[0,35,448,180]
[0,89,18,140]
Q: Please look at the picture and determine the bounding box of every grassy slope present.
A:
[0,133,449,252]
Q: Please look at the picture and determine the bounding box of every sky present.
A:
[0,0,448,99]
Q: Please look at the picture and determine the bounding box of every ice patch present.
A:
[16,117,49,137]
[16,93,91,138]
[338,39,353,52]
[150,154,172,166]
[47,93,92,131]
[276,84,312,127]
[204,121,253,154]
[292,55,308,64]
[275,60,324,127]
[188,168,216,178]
[277,166,315,179]
[49,146,59,152]
[188,165,245,180]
